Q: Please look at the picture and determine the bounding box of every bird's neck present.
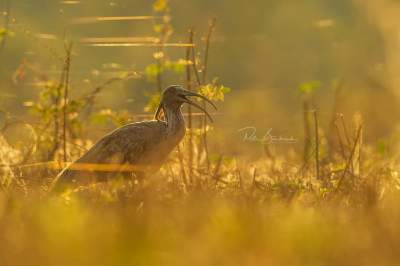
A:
[164,106,185,137]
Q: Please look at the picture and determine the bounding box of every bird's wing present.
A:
[51,121,166,192]
[76,120,166,165]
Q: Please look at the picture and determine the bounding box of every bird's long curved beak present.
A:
[181,90,217,122]
[183,90,217,110]
[182,97,214,122]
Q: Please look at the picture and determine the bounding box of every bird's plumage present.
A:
[50,85,215,194]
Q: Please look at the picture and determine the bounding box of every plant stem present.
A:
[200,18,216,171]
[328,78,344,159]
[336,125,363,191]
[334,119,346,160]
[48,52,67,160]
[0,0,11,56]
[186,28,194,182]
[302,101,311,169]
[340,114,354,173]
[201,18,216,84]
[313,110,320,180]
[63,43,73,162]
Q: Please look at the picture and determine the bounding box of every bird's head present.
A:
[155,85,217,122]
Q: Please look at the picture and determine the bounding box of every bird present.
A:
[50,85,216,194]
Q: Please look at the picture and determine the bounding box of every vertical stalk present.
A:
[63,43,72,162]
[186,28,194,181]
[334,119,346,161]
[201,18,216,84]
[0,0,11,55]
[328,78,344,159]
[353,114,363,177]
[336,125,363,191]
[313,110,320,180]
[340,114,352,152]
[340,114,354,173]
[190,41,203,170]
[200,18,216,171]
[302,100,311,168]
[48,53,67,160]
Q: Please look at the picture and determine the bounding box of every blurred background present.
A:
[1,0,400,157]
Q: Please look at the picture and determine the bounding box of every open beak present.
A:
[180,90,217,122]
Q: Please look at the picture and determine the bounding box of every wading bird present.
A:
[50,85,216,194]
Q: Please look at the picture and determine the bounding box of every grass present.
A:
[1,133,400,266]
[1,178,400,266]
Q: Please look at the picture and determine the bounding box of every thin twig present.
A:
[0,0,11,55]
[186,28,194,181]
[296,142,317,178]
[201,18,216,84]
[340,114,351,150]
[313,110,320,180]
[189,34,203,169]
[358,125,363,178]
[63,42,73,162]
[47,53,68,160]
[327,78,344,158]
[212,154,223,182]
[336,125,363,192]
[251,167,257,193]
[200,18,216,171]
[334,120,346,160]
[302,100,311,168]
[339,114,354,173]
[190,43,201,87]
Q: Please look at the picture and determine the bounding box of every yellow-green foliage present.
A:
[1,185,400,266]
[1,129,400,266]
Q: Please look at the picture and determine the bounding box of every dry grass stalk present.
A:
[186,28,194,182]
[336,125,363,191]
[200,18,216,172]
[313,110,320,180]
[63,42,73,162]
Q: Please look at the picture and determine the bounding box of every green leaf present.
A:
[199,82,231,102]
[153,0,167,12]
[298,80,321,94]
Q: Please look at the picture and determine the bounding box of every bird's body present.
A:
[50,85,215,193]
